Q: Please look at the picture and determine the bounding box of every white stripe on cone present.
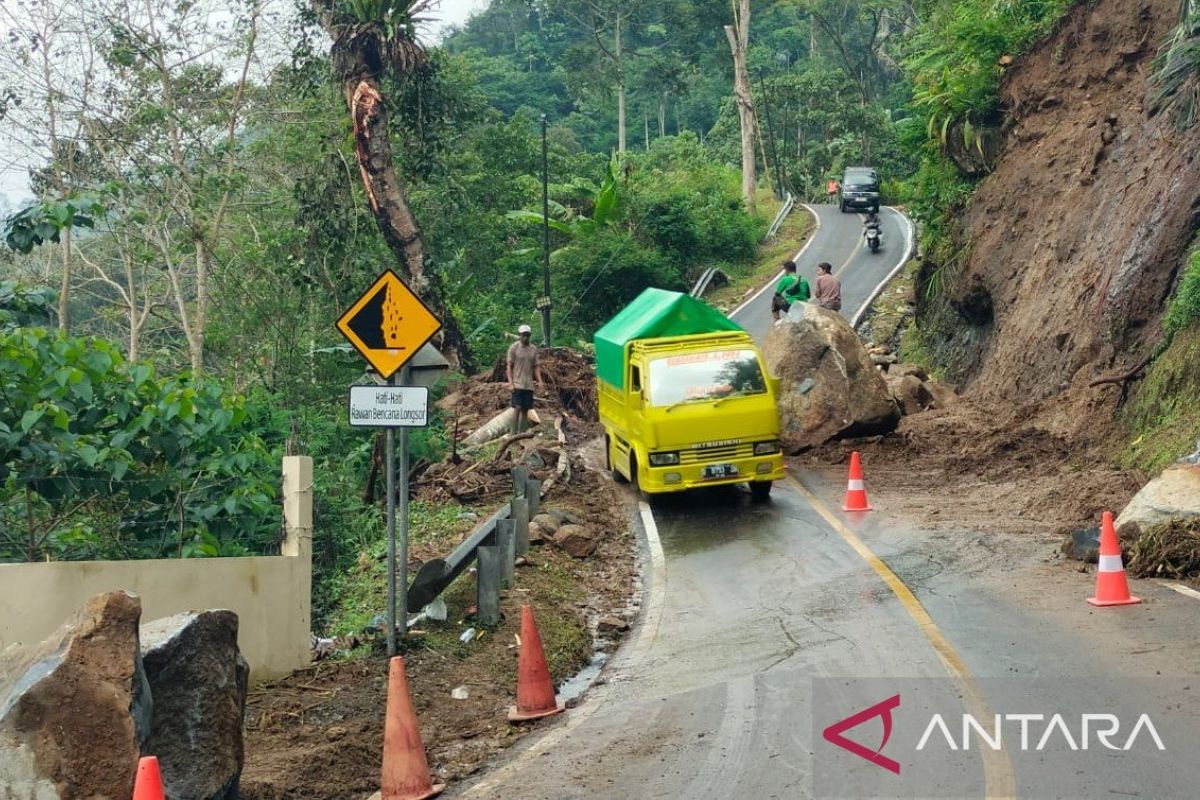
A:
[847,480,864,490]
[1098,554,1125,572]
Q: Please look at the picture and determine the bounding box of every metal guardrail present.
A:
[406,467,540,625]
[764,192,795,241]
[691,192,795,300]
[689,267,719,298]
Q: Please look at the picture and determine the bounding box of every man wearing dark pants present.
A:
[507,324,543,433]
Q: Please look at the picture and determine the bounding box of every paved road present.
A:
[455,206,1200,799]
[736,204,911,342]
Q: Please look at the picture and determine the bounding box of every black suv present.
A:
[838,167,880,213]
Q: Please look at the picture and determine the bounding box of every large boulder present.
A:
[141,611,249,800]
[1115,464,1200,540]
[764,303,900,449]
[553,524,597,558]
[0,590,151,799]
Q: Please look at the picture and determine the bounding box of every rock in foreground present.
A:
[141,610,249,800]
[1115,464,1200,540]
[764,303,900,450]
[0,590,151,799]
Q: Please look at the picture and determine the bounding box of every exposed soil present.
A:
[241,348,638,799]
[801,398,1145,539]
[918,0,1200,447]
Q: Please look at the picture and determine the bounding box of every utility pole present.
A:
[540,114,552,347]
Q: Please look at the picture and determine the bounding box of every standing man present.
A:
[771,260,810,323]
[826,178,840,202]
[814,262,842,312]
[507,323,543,432]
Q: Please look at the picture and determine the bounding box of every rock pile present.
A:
[0,592,248,800]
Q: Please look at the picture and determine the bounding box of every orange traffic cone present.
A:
[378,657,444,800]
[1087,511,1141,607]
[508,605,565,722]
[132,756,165,800]
[841,451,873,512]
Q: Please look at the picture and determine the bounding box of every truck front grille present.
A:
[678,444,756,464]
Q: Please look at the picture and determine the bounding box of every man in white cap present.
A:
[506,324,543,432]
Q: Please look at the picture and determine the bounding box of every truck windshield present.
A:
[647,349,767,407]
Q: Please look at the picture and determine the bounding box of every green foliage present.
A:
[1120,327,1200,473]
[4,198,104,254]
[0,281,56,330]
[1151,0,1200,129]
[906,0,1072,154]
[0,327,277,561]
[1165,244,1200,337]
[553,229,684,337]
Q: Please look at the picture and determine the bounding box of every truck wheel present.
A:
[608,437,628,484]
[750,481,773,502]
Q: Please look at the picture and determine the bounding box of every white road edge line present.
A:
[730,203,821,319]
[1157,580,1200,602]
[456,500,668,798]
[848,206,916,330]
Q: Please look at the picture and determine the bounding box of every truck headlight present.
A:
[648,451,680,466]
[754,441,781,455]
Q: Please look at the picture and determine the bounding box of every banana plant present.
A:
[506,152,623,243]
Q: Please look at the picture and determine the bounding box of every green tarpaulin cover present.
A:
[593,288,743,389]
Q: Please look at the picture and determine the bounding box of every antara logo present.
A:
[916,713,1166,752]
[822,694,902,774]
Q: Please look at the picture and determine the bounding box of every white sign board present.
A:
[348,385,429,428]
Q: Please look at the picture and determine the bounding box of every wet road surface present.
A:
[454,206,1200,799]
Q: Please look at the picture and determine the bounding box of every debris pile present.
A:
[417,348,598,504]
[1126,518,1200,580]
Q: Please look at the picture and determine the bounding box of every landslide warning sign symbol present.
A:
[336,269,442,380]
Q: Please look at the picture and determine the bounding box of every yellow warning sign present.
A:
[336,270,442,379]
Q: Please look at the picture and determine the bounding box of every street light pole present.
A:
[540,114,552,347]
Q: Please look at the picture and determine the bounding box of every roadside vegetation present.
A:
[4,0,1199,613]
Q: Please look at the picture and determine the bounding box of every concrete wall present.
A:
[0,456,313,681]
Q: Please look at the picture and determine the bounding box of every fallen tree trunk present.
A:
[463,408,541,447]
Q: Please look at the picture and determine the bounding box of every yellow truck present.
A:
[595,288,785,499]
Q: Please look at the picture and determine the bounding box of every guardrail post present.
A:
[496,518,516,588]
[512,466,528,499]
[526,478,542,519]
[476,543,501,626]
[512,496,530,555]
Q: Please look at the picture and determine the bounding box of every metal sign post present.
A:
[384,372,398,656]
[398,363,412,639]
[335,270,445,657]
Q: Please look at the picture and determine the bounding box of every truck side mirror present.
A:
[768,376,782,397]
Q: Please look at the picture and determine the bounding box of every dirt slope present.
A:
[926,0,1200,444]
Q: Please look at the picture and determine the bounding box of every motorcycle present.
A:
[864,225,882,253]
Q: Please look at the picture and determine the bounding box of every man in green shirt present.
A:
[771,260,810,322]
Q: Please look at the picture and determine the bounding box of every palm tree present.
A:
[313,0,467,365]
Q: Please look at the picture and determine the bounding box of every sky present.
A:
[0,0,489,205]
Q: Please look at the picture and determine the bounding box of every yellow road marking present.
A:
[785,473,1017,799]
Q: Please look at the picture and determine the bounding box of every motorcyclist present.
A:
[862,212,882,249]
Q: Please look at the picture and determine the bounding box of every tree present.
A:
[725,0,757,214]
[311,0,468,366]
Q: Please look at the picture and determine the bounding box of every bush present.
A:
[0,327,278,561]
[552,229,684,337]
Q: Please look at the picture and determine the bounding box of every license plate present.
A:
[703,463,739,479]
